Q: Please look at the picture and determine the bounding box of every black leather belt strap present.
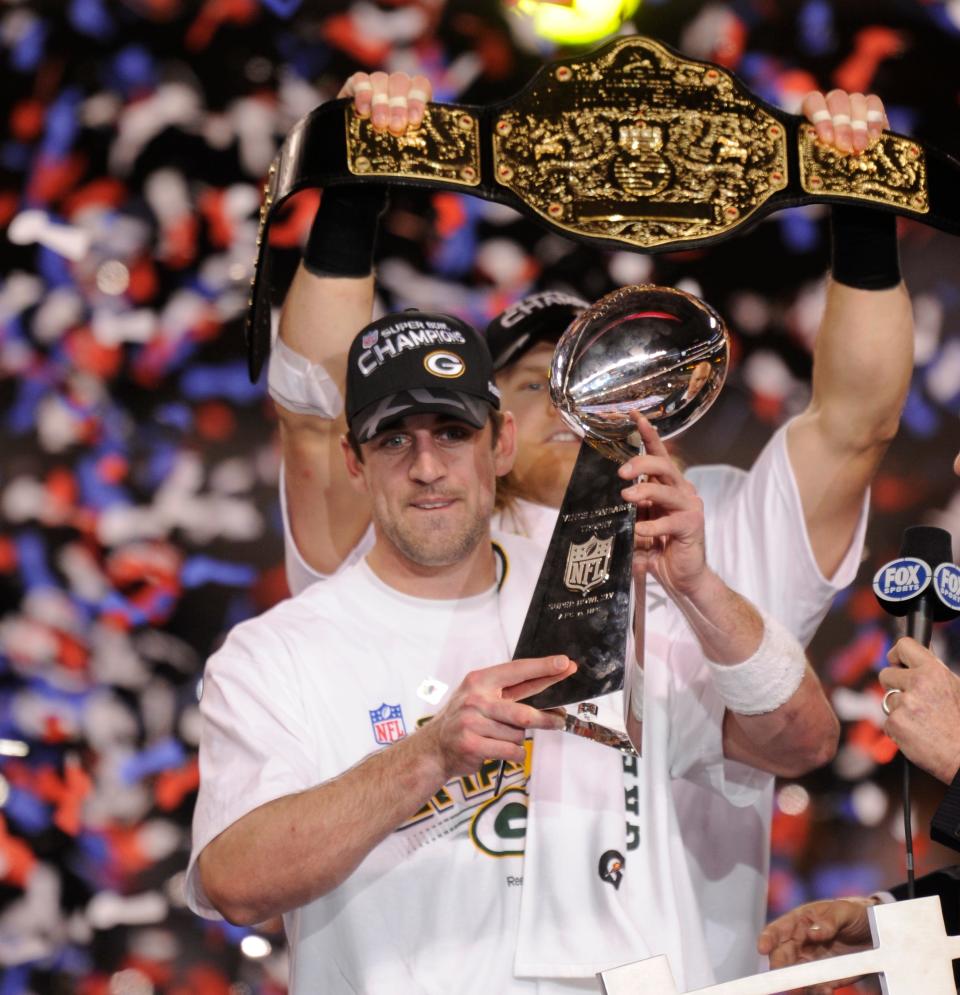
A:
[246,34,960,381]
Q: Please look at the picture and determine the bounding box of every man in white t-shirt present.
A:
[189,308,839,993]
[268,72,912,981]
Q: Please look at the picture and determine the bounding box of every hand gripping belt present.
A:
[244,35,960,381]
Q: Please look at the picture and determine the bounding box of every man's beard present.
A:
[378,496,492,568]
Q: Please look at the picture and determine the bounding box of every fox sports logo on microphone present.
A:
[934,562,960,613]
[872,557,932,602]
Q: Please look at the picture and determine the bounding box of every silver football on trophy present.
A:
[550,285,730,461]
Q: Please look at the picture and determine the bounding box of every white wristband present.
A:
[707,609,806,715]
[267,338,344,418]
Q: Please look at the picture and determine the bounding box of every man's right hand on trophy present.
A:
[618,412,708,599]
[338,70,433,135]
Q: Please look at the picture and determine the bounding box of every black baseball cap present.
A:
[345,310,501,443]
[484,290,589,371]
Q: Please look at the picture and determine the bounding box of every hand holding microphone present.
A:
[873,525,960,785]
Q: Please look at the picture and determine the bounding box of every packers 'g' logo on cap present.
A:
[424,350,465,378]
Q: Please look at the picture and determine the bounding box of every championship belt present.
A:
[246,34,960,380]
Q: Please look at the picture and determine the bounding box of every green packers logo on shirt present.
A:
[424,350,466,378]
[469,786,527,857]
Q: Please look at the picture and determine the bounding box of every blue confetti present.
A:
[921,2,960,36]
[68,0,115,40]
[180,361,265,405]
[110,45,157,94]
[0,141,32,171]
[76,452,130,511]
[779,209,820,254]
[41,89,83,158]
[0,965,32,995]
[25,678,90,708]
[901,386,941,438]
[10,17,48,73]
[885,106,917,136]
[812,862,884,900]
[118,737,187,785]
[798,0,835,56]
[144,441,180,489]
[153,402,194,433]
[15,531,59,590]
[38,243,74,288]
[182,557,258,589]
[5,378,49,435]
[4,787,52,835]
[261,0,304,17]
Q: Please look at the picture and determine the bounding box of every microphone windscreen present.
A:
[899,525,953,567]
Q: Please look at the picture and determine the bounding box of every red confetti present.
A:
[65,327,124,379]
[155,758,200,811]
[846,587,886,624]
[127,256,159,302]
[96,453,128,484]
[267,189,320,249]
[10,99,45,142]
[834,27,905,93]
[198,188,233,249]
[186,0,259,51]
[63,178,128,216]
[26,152,88,205]
[322,13,391,65]
[160,215,200,269]
[195,401,236,441]
[434,192,467,238]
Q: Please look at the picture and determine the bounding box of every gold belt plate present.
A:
[346,105,481,187]
[492,37,788,249]
[797,124,928,212]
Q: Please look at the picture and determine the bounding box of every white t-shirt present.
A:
[187,532,735,993]
[277,421,867,982]
[677,423,866,981]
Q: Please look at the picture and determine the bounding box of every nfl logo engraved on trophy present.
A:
[369,703,407,745]
[563,534,613,594]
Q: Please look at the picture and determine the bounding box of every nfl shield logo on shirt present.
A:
[362,328,379,349]
[369,703,407,745]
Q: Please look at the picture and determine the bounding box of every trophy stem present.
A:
[625,491,646,754]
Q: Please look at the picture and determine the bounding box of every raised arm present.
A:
[620,415,839,777]
[787,90,913,579]
[197,654,572,925]
[272,72,431,580]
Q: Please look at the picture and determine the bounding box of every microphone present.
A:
[872,525,960,646]
[872,525,960,898]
